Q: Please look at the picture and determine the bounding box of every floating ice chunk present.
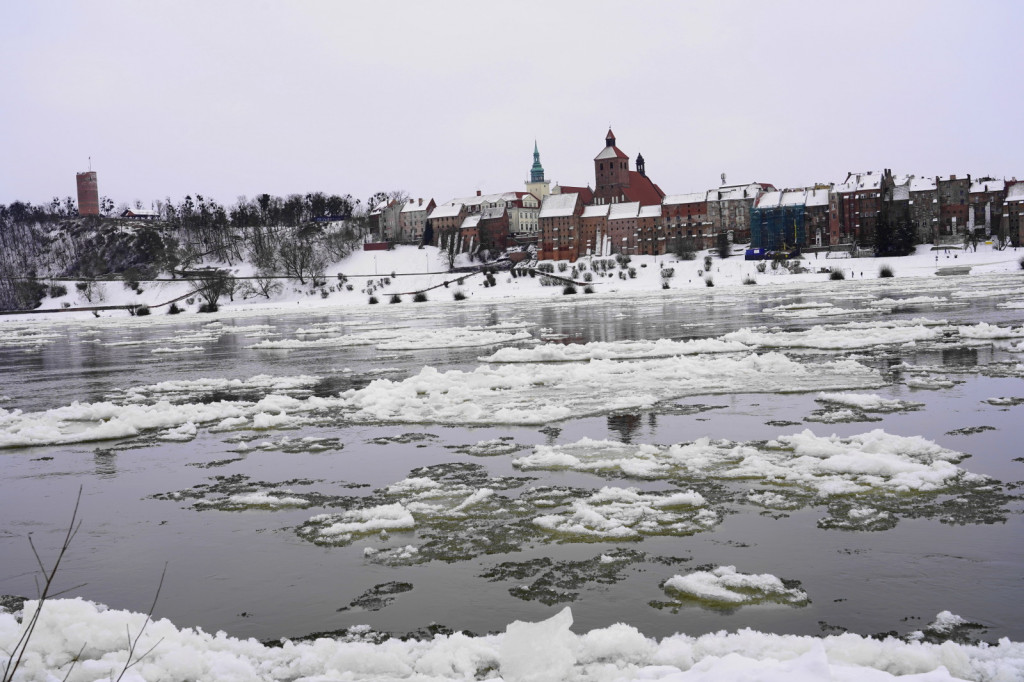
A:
[815,392,923,413]
[481,337,749,363]
[337,353,880,425]
[662,565,808,606]
[158,421,197,441]
[151,345,203,354]
[306,503,416,544]
[956,322,1024,339]
[725,324,942,349]
[534,486,711,539]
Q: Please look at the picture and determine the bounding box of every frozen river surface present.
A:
[1,272,1023,648]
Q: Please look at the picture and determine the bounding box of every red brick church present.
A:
[539,129,665,260]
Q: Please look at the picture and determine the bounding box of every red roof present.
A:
[606,128,615,140]
[557,185,594,205]
[624,172,666,207]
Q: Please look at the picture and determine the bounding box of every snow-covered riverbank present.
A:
[3,599,1021,681]
[7,242,1023,323]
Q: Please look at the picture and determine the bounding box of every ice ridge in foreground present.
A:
[1,599,1020,681]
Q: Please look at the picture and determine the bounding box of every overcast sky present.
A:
[2,1,1022,210]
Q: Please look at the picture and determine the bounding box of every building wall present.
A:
[937,176,970,236]
[76,172,99,216]
[909,188,939,243]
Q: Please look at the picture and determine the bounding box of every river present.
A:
[1,272,1022,645]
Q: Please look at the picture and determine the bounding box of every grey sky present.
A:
[2,0,1021,209]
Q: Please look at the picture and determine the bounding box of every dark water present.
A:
[1,273,1022,643]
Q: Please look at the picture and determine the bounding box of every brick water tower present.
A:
[76,170,99,215]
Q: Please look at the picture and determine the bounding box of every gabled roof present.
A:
[595,145,629,161]
[480,206,506,220]
[623,171,665,206]
[581,204,610,218]
[555,185,594,205]
[401,198,434,213]
[539,193,579,218]
[663,192,707,206]
[608,202,640,220]
[428,203,465,219]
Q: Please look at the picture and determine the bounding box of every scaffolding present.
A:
[750,202,806,252]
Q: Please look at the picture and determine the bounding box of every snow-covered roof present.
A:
[461,215,481,229]
[780,189,806,207]
[663,192,706,206]
[909,176,937,193]
[756,191,782,209]
[608,202,640,220]
[539,193,578,218]
[595,145,629,161]
[892,184,910,201]
[805,188,830,207]
[970,179,1005,194]
[1005,183,1024,202]
[638,204,661,219]
[711,183,765,202]
[428,203,464,219]
[581,204,610,218]
[447,192,519,208]
[122,208,158,217]
[480,206,505,220]
[401,199,432,213]
[837,172,882,193]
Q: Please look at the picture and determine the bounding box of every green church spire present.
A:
[530,140,545,183]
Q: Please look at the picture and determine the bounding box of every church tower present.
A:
[525,140,550,201]
[594,128,630,203]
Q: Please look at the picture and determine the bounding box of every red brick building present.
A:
[662,191,710,250]
[580,204,610,257]
[76,171,99,216]
[591,130,665,207]
[538,193,583,261]
[834,170,892,245]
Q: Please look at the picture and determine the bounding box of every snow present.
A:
[480,338,750,363]
[514,429,975,496]
[724,323,942,350]
[2,600,1021,681]
[336,353,880,425]
[533,486,713,539]
[539,193,578,218]
[662,566,808,606]
[609,202,641,220]
[7,240,1024,325]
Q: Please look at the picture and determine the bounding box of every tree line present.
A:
[0,189,404,310]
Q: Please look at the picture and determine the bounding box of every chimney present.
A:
[476,189,481,196]
[418,197,423,206]
[950,175,956,181]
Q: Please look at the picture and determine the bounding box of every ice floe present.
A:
[337,353,881,425]
[480,337,749,363]
[659,565,809,608]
